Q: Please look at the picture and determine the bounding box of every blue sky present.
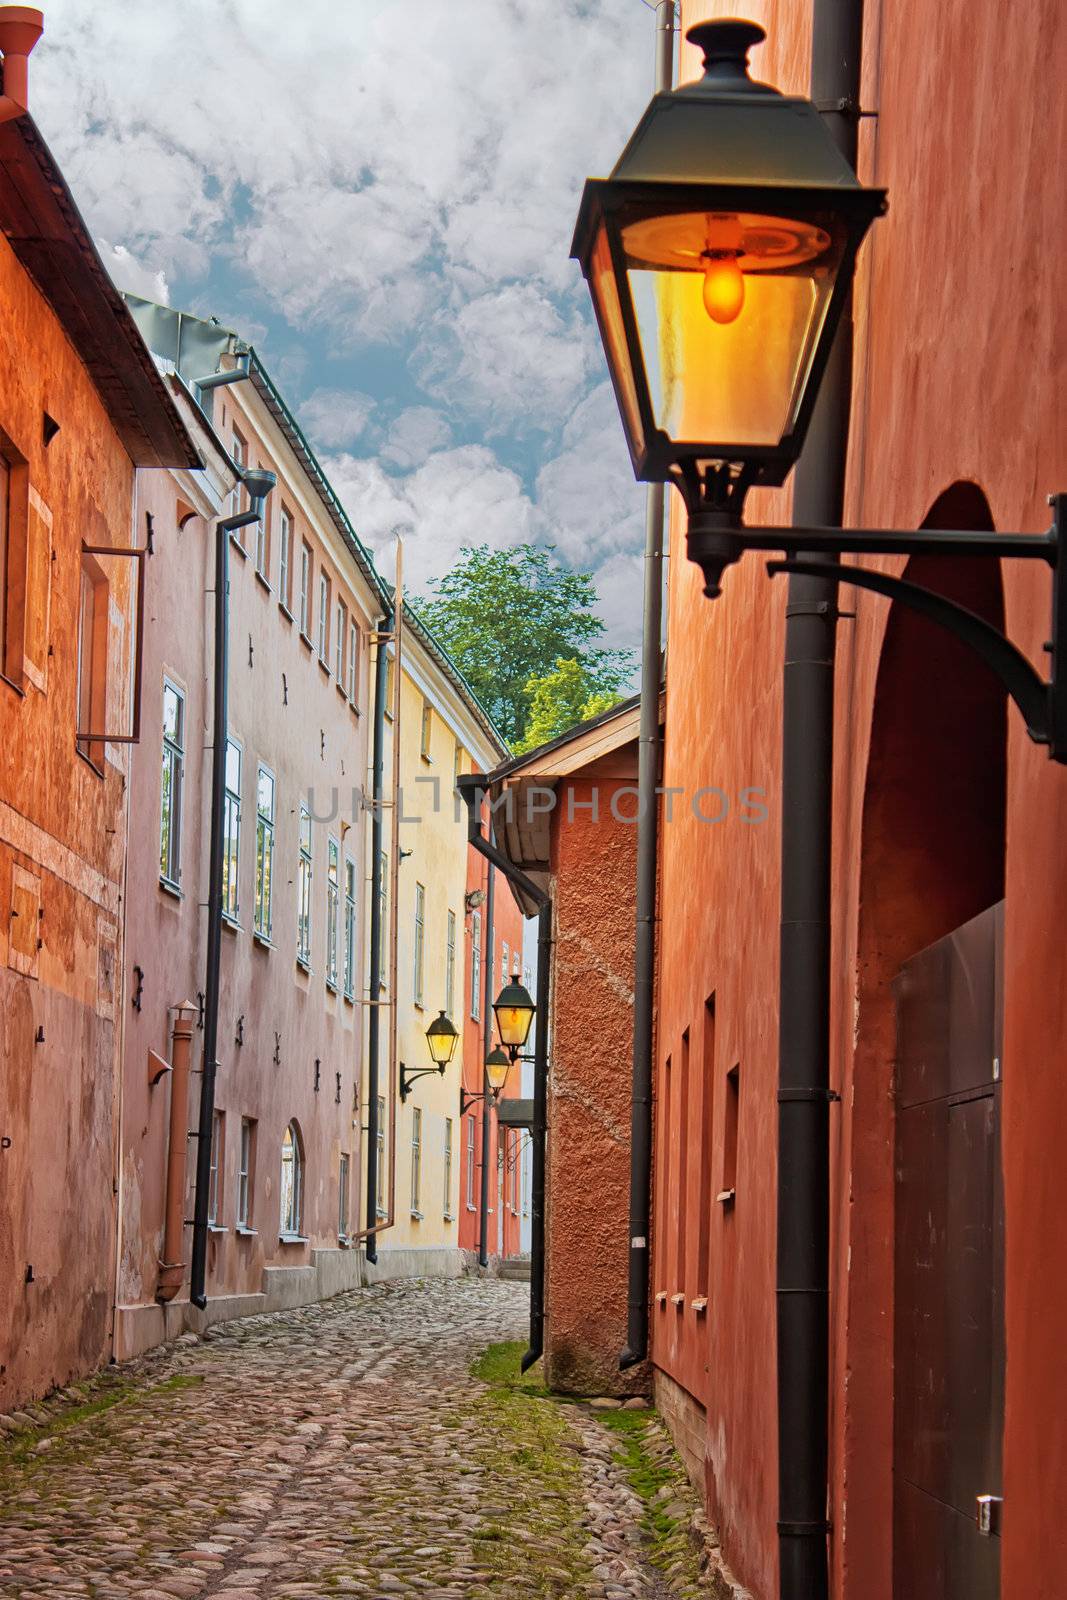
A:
[32,0,666,655]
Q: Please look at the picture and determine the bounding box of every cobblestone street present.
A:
[0,1279,714,1600]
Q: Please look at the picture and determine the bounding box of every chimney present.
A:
[0,7,43,125]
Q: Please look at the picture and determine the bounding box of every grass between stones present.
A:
[598,1409,708,1592]
[469,1340,598,1597]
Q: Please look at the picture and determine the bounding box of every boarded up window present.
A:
[23,487,52,691]
[8,863,41,980]
[76,552,109,770]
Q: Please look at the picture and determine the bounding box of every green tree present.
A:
[415,544,632,748]
[514,658,624,754]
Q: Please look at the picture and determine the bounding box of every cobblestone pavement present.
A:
[0,1278,717,1599]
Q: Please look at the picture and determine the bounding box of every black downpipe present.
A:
[364,607,392,1265]
[621,0,673,1374]
[521,901,552,1372]
[190,515,240,1308]
[776,3,863,1596]
[478,859,495,1268]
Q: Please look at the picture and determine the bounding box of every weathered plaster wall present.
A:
[545,754,645,1396]
[0,229,137,1409]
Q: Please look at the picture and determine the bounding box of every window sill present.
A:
[716,1188,736,1208]
[208,1223,228,1235]
[76,746,105,780]
[296,956,312,974]
[326,978,339,994]
[670,1292,685,1310]
[420,753,433,766]
[410,1210,423,1221]
[230,534,248,558]
[222,913,241,933]
[279,1233,308,1245]
[318,656,331,677]
[338,1234,352,1248]
[375,1207,388,1221]
[384,710,394,723]
[443,1213,454,1224]
[336,680,349,700]
[255,569,272,594]
[235,1225,257,1238]
[0,669,25,699]
[691,1296,708,1315]
[655,1290,668,1308]
[253,930,273,949]
[466,1203,477,1213]
[159,877,183,901]
[349,700,361,718]
[299,631,313,652]
[342,990,355,1006]
[279,600,294,624]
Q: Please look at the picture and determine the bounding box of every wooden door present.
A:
[893,902,1004,1600]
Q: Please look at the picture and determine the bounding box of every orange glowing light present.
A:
[702,255,745,324]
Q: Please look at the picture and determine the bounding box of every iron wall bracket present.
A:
[400,1062,444,1102]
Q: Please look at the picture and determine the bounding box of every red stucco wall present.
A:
[0,230,137,1409]
[651,4,1067,1597]
[545,753,646,1396]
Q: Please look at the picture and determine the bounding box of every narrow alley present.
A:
[0,1280,715,1600]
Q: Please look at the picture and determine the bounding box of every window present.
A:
[471,909,482,1020]
[347,620,358,702]
[410,1106,422,1215]
[230,428,247,531]
[721,1064,740,1204]
[280,1121,303,1237]
[339,1152,351,1239]
[453,741,464,789]
[384,652,395,718]
[299,542,312,637]
[222,739,242,922]
[254,473,269,578]
[445,909,457,1017]
[343,857,357,999]
[318,570,330,664]
[466,1115,476,1209]
[254,765,275,939]
[297,804,312,966]
[521,1134,529,1216]
[278,506,293,611]
[698,994,716,1294]
[335,598,346,681]
[511,1130,520,1212]
[444,1119,453,1218]
[326,837,340,989]
[413,882,426,1007]
[376,1095,386,1214]
[377,849,388,985]
[160,679,184,887]
[237,1118,255,1229]
[76,554,108,769]
[502,941,510,986]
[208,1110,224,1225]
[420,697,432,759]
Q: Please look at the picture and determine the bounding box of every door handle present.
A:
[976,1495,1003,1537]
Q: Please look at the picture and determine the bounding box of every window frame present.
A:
[445,908,456,1018]
[326,835,340,990]
[208,1109,224,1226]
[318,569,330,665]
[347,619,358,702]
[343,856,357,1000]
[222,736,242,925]
[254,763,275,940]
[254,470,270,579]
[230,427,248,533]
[376,1094,386,1215]
[471,909,482,1020]
[297,803,313,967]
[280,1121,303,1239]
[466,1114,476,1210]
[278,505,293,612]
[335,597,346,682]
[338,1151,351,1240]
[420,697,433,760]
[299,541,313,638]
[159,676,185,890]
[413,882,426,1008]
[237,1117,255,1230]
[444,1117,454,1219]
[410,1106,422,1216]
[75,552,108,772]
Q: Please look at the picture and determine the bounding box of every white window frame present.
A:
[445,909,456,1018]
[420,697,432,759]
[377,849,388,987]
[335,598,346,681]
[254,764,275,940]
[160,677,184,889]
[229,428,247,525]
[278,506,292,611]
[297,804,313,967]
[208,1109,224,1225]
[318,570,330,664]
[343,857,357,1000]
[466,1115,476,1210]
[280,1121,303,1238]
[414,882,426,1008]
[471,909,482,1020]
[254,478,268,578]
[326,836,340,989]
[410,1106,422,1216]
[347,620,358,701]
[444,1118,453,1219]
[237,1118,254,1229]
[222,737,242,924]
[299,541,312,637]
[338,1151,351,1240]
[376,1094,386,1215]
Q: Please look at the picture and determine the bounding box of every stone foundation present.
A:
[654,1366,707,1498]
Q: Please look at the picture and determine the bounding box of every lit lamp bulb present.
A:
[702,253,745,324]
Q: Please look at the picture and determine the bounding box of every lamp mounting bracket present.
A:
[399,1062,445,1103]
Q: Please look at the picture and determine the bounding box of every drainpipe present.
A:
[363,605,392,1265]
[190,477,274,1310]
[776,2,863,1596]
[158,1003,197,1303]
[478,853,495,1268]
[0,8,43,126]
[457,777,550,1370]
[621,0,674,1374]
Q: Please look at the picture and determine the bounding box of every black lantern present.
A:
[571,19,885,533]
[493,975,536,1055]
[425,1010,459,1068]
[485,1046,511,1096]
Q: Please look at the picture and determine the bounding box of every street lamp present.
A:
[573,16,1067,761]
[492,975,537,1057]
[400,1010,458,1101]
[461,1047,512,1117]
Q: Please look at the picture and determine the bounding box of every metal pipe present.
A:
[776,2,863,1595]
[0,8,44,127]
[363,605,392,1264]
[621,0,673,1374]
[520,901,552,1373]
[478,853,495,1268]
[158,1004,196,1303]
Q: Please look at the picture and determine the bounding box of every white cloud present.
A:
[98,239,169,304]
[381,407,453,470]
[535,382,645,563]
[412,285,596,433]
[298,387,377,451]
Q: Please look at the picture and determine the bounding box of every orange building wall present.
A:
[0,230,138,1410]
[652,4,1067,1597]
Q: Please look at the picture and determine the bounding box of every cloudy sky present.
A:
[31,0,664,653]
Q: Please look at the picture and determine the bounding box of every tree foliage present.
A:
[416,544,632,748]
[514,658,623,754]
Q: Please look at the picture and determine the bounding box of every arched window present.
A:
[280,1121,303,1237]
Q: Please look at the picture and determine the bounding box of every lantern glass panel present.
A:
[589,222,645,455]
[486,1051,511,1094]
[621,208,846,451]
